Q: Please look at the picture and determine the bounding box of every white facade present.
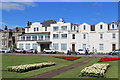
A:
[17,19,119,53]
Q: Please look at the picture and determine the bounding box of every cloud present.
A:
[0,2,37,11]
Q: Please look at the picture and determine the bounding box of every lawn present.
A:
[53,57,119,79]
[2,54,87,79]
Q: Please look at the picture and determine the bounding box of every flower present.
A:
[7,62,55,73]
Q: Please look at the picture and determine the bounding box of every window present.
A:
[19,44,23,50]
[83,44,86,50]
[72,26,78,31]
[53,43,58,50]
[53,34,59,39]
[99,44,104,51]
[100,25,103,29]
[32,43,38,50]
[91,25,95,31]
[112,33,116,39]
[100,33,103,39]
[32,36,37,40]
[21,36,25,40]
[61,26,67,31]
[45,27,47,31]
[83,25,86,30]
[112,24,114,29]
[2,34,6,37]
[53,26,59,31]
[18,36,21,40]
[25,43,30,50]
[37,27,39,31]
[26,36,31,40]
[61,34,67,38]
[2,40,5,46]
[45,35,50,40]
[38,35,43,40]
[34,28,36,31]
[72,34,75,39]
[27,28,29,32]
[83,34,86,39]
[61,43,67,50]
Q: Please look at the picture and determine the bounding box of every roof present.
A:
[41,20,56,27]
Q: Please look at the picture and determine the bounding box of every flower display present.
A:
[98,58,120,62]
[7,62,55,73]
[55,56,80,61]
[80,63,110,77]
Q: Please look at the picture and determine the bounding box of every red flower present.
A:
[98,58,120,62]
[55,56,80,61]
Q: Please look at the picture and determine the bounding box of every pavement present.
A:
[1,52,120,57]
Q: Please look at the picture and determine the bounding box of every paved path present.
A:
[21,57,93,80]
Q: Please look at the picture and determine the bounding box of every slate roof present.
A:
[41,20,56,27]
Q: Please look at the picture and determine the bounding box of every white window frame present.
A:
[99,44,104,51]
[61,43,67,51]
[112,33,116,39]
[53,43,59,50]
[53,34,59,39]
[61,34,67,38]
[61,26,67,31]
[100,33,103,39]
[53,26,59,31]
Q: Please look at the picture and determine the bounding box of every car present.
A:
[76,49,85,55]
[0,49,2,53]
[15,48,23,53]
[1,48,10,53]
[43,49,56,54]
[108,49,120,55]
[26,49,37,53]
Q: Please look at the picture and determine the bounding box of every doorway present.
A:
[41,44,49,52]
[72,44,75,52]
[112,44,116,51]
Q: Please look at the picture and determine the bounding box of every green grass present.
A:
[100,60,119,78]
[53,57,101,78]
[2,54,87,79]
[53,57,119,78]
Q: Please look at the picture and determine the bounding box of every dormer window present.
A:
[83,25,86,30]
[27,28,29,32]
[72,26,78,31]
[100,25,103,29]
[112,24,114,29]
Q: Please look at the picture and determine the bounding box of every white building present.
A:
[17,18,119,53]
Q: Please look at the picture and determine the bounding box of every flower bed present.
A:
[55,56,80,61]
[7,62,55,73]
[80,63,110,77]
[98,58,120,62]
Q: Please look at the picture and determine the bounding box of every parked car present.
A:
[108,49,120,55]
[26,49,36,53]
[76,49,85,55]
[0,49,2,53]
[15,48,23,53]
[1,48,10,53]
[43,49,56,54]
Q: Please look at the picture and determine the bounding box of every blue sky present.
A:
[1,2,118,29]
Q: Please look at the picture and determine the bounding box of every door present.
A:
[41,44,49,52]
[72,44,75,52]
[112,44,116,51]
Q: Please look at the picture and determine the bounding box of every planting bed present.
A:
[55,56,80,61]
[80,63,110,77]
[98,58,120,62]
[7,62,55,73]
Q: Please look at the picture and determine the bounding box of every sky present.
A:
[0,2,118,29]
